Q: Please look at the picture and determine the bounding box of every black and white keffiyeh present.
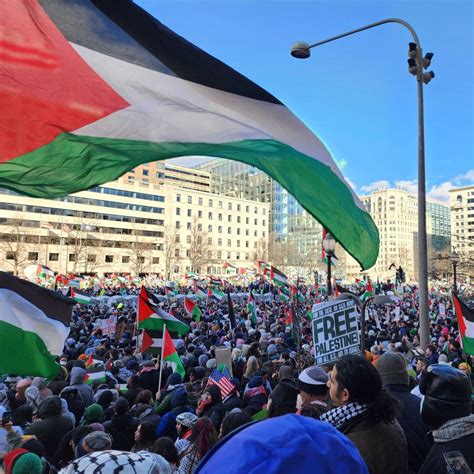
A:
[320,402,368,430]
[59,450,171,474]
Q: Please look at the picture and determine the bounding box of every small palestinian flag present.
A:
[184,297,202,322]
[208,288,225,301]
[141,328,181,354]
[453,293,474,355]
[162,326,185,379]
[0,272,73,378]
[165,287,176,299]
[193,284,208,299]
[270,266,288,288]
[278,287,290,302]
[68,287,93,305]
[0,0,378,274]
[247,292,257,325]
[36,264,54,281]
[138,293,189,335]
[85,362,106,385]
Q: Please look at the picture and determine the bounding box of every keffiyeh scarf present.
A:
[320,402,368,430]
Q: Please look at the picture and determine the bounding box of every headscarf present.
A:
[61,398,76,427]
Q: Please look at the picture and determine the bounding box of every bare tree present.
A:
[252,237,269,264]
[163,225,181,279]
[0,219,29,276]
[187,217,212,273]
[130,230,153,275]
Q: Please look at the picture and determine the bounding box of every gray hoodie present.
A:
[70,367,94,407]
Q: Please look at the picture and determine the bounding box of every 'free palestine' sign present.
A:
[312,300,360,366]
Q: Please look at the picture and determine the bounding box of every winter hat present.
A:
[420,364,472,430]
[176,412,198,428]
[279,365,293,381]
[195,415,368,474]
[3,448,28,474]
[270,379,299,409]
[10,452,43,474]
[198,354,209,368]
[438,353,450,365]
[376,352,409,386]
[126,359,139,371]
[82,431,113,452]
[298,366,329,396]
[83,404,104,424]
[206,359,217,370]
[61,450,171,474]
[167,372,183,388]
[114,397,129,415]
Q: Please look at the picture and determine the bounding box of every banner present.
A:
[312,300,360,366]
[215,347,233,377]
[100,317,117,336]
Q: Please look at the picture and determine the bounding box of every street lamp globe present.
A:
[323,233,336,255]
[290,41,311,59]
[450,251,459,264]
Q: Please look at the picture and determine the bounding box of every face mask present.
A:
[60,360,67,366]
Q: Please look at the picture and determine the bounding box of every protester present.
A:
[219,411,250,439]
[196,385,225,431]
[322,355,408,474]
[131,421,157,452]
[103,397,139,451]
[297,365,329,418]
[151,437,179,472]
[175,412,198,456]
[418,365,474,473]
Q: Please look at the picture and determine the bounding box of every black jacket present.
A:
[104,413,139,451]
[384,384,432,472]
[223,394,241,413]
[138,369,161,395]
[419,427,474,473]
[25,396,73,461]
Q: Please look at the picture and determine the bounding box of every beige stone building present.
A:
[0,175,269,278]
[344,188,438,282]
[449,185,474,260]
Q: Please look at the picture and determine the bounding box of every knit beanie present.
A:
[3,449,43,474]
[298,366,328,395]
[83,404,104,424]
[83,431,113,452]
[376,352,409,386]
[167,372,183,387]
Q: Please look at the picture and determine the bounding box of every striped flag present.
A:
[453,293,474,355]
[270,266,288,288]
[68,287,93,305]
[184,297,202,322]
[40,221,54,230]
[207,367,235,399]
[0,0,378,271]
[0,272,73,378]
[85,361,106,385]
[207,288,225,301]
[247,291,257,325]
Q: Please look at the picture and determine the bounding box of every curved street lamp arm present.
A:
[307,18,421,50]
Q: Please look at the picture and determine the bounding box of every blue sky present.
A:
[137,0,473,201]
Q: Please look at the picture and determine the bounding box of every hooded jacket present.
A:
[201,384,225,431]
[103,404,139,451]
[157,389,192,439]
[70,367,94,407]
[24,396,73,460]
[196,414,368,473]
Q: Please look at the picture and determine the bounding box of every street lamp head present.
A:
[423,52,434,68]
[423,70,435,84]
[407,58,418,76]
[322,233,336,254]
[450,251,459,263]
[291,41,311,59]
[408,42,417,58]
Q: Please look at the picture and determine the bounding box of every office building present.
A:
[449,185,474,259]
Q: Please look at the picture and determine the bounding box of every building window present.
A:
[152,257,160,264]
[122,256,130,263]
[69,254,76,262]
[227,252,231,259]
[187,235,191,243]
[262,220,266,227]
[208,237,212,245]
[246,206,249,213]
[228,203,232,210]
[187,209,192,217]
[245,229,249,236]
[218,214,223,221]
[209,199,213,207]
[237,240,240,247]
[28,252,38,261]
[208,225,212,232]
[177,194,181,202]
[176,208,181,215]
[236,252,240,260]
[175,249,180,257]
[156,244,164,251]
[219,201,223,208]
[237,229,241,235]
[228,215,232,222]
[208,212,213,219]
[246,217,249,224]
[218,238,222,246]
[254,218,258,225]
[218,226,223,233]
[187,222,192,230]
[207,251,212,258]
[227,239,232,246]
[198,223,202,231]
[237,216,241,223]
[188,196,192,204]
[173,265,180,273]
[237,204,241,211]
[186,249,190,257]
[217,251,222,259]
[245,241,249,248]
[228,227,232,234]
[198,198,203,205]
[198,210,202,218]
[175,235,180,243]
[5,251,15,260]
[143,169,149,176]
[49,253,59,261]
[87,254,96,263]
[176,221,181,229]
[138,256,145,263]
[105,255,114,263]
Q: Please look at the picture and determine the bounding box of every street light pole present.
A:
[327,254,332,296]
[291,18,434,348]
[322,233,336,298]
[450,251,459,294]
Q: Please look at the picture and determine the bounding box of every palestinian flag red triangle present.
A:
[453,292,474,355]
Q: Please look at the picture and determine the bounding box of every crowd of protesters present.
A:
[0,276,473,473]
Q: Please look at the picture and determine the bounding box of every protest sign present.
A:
[100,317,117,336]
[215,347,233,376]
[312,300,360,366]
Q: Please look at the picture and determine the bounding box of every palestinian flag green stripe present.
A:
[0,134,378,269]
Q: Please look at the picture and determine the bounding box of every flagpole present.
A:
[158,323,166,392]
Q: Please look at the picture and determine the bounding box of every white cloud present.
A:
[395,179,418,195]
[360,180,390,193]
[427,181,454,202]
[454,169,474,184]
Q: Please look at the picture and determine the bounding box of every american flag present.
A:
[207,368,234,399]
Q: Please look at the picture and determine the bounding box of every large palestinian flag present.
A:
[0,272,74,378]
[453,293,474,355]
[0,0,378,270]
